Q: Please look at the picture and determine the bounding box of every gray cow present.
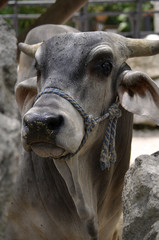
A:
[6,25,159,240]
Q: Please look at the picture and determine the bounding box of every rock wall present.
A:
[122,152,159,240]
[0,17,20,239]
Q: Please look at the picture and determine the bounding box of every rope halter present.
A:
[34,88,121,170]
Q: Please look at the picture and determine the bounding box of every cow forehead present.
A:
[46,31,115,49]
[35,31,123,65]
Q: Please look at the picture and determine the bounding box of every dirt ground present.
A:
[130,128,159,165]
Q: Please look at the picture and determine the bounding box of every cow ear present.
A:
[15,77,37,115]
[118,70,159,125]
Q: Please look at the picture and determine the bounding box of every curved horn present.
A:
[126,38,159,58]
[18,42,43,57]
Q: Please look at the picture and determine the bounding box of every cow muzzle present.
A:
[22,87,121,170]
[22,94,85,158]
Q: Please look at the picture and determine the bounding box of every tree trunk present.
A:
[18,0,88,43]
[0,0,8,10]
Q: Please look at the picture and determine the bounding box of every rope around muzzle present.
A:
[34,88,121,170]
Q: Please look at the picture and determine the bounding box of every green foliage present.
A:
[0,5,13,14]
[0,2,47,34]
[0,1,154,35]
[18,5,47,34]
[88,1,153,33]
[0,5,13,26]
[88,2,136,30]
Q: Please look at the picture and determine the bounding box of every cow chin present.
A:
[26,142,67,158]
[21,124,84,159]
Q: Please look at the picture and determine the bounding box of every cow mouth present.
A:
[29,142,66,158]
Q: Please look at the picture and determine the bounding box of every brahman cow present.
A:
[6,25,159,240]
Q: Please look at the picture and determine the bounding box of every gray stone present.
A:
[0,114,20,239]
[0,16,17,117]
[0,17,20,239]
[122,153,159,240]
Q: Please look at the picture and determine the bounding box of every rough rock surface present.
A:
[0,17,17,117]
[122,152,159,240]
[0,17,20,239]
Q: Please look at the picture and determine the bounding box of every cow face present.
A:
[16,32,159,159]
[34,33,119,115]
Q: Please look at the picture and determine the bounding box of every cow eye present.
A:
[89,57,113,78]
[101,61,112,75]
[94,60,112,77]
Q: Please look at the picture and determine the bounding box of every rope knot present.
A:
[99,99,121,170]
[108,102,121,119]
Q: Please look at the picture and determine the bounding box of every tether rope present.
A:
[34,88,121,170]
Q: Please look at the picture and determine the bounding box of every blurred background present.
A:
[1,0,159,38]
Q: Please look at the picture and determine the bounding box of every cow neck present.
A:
[53,154,98,239]
[34,88,121,170]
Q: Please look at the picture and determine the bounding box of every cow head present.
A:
[16,32,159,160]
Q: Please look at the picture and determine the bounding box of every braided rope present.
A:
[34,88,121,170]
[99,101,121,170]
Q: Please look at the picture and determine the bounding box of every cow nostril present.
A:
[23,113,64,133]
[47,115,64,131]
[23,117,30,129]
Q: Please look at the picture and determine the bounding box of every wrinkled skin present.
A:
[6,25,159,240]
